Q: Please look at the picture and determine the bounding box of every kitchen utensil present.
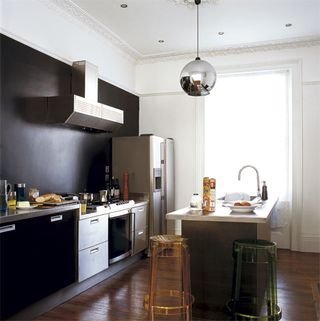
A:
[99,190,108,203]
[79,193,93,204]
[0,179,9,211]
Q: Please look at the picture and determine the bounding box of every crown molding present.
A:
[137,36,320,65]
[38,0,320,66]
[40,0,140,62]
[168,0,219,7]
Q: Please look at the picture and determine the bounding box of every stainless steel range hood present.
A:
[47,61,123,132]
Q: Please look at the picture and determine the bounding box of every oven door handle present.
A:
[109,209,131,218]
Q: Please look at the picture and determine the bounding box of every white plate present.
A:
[16,205,38,210]
[223,204,259,213]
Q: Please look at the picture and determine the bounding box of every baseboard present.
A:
[271,230,290,249]
[300,234,320,253]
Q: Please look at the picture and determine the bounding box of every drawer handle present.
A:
[138,231,144,235]
[90,247,99,254]
[90,219,99,224]
[0,224,16,234]
[51,215,63,222]
[138,208,144,212]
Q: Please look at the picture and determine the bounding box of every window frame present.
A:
[195,60,303,250]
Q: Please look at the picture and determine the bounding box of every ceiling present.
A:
[69,0,320,59]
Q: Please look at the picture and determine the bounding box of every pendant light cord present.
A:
[196,0,200,60]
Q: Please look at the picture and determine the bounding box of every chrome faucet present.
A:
[238,165,261,198]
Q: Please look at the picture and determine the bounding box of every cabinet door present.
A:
[34,211,77,298]
[79,241,108,282]
[133,205,148,230]
[79,214,108,251]
[0,211,77,319]
[132,205,148,254]
[133,228,148,254]
[0,220,34,319]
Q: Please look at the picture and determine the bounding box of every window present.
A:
[204,70,290,211]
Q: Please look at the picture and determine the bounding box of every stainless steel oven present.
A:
[108,209,134,264]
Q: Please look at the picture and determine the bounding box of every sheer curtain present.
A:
[204,70,291,229]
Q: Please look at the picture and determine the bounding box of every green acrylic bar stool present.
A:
[227,239,282,321]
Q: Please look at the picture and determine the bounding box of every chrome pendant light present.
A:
[180,0,216,96]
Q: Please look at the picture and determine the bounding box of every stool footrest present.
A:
[227,297,282,321]
[144,290,194,316]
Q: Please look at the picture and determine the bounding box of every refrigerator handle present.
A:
[160,142,166,233]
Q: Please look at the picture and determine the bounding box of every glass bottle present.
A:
[261,181,268,201]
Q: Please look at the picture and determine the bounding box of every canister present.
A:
[14,183,27,202]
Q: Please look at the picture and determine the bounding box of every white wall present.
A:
[0,0,136,93]
[139,94,198,234]
[137,45,320,252]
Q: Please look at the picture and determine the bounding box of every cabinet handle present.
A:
[0,224,16,234]
[138,208,144,212]
[90,247,99,254]
[90,219,99,224]
[50,215,63,222]
[138,231,144,235]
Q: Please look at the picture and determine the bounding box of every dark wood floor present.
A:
[36,249,320,321]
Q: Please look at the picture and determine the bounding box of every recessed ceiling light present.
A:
[158,40,165,43]
[120,4,128,8]
[285,23,292,27]
[218,31,224,36]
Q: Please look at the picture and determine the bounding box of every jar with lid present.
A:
[14,183,27,202]
[190,193,202,210]
[29,187,39,202]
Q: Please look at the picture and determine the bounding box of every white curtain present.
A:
[204,70,291,229]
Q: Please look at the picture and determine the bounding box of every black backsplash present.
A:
[0,34,139,194]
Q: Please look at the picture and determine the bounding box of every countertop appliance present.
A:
[112,135,174,236]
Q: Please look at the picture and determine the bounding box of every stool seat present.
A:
[144,234,194,321]
[227,239,282,321]
[150,235,187,243]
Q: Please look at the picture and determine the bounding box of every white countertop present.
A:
[166,197,278,224]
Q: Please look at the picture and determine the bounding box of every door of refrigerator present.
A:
[160,138,174,234]
[150,136,164,236]
[112,136,151,194]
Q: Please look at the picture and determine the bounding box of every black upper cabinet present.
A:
[0,210,77,320]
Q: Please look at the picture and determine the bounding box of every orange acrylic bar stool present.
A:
[144,235,194,321]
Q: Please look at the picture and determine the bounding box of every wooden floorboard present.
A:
[35,249,320,321]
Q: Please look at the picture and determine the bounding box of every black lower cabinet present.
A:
[0,210,77,320]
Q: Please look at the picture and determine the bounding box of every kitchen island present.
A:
[166,197,278,319]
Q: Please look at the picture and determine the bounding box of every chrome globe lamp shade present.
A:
[180,0,216,96]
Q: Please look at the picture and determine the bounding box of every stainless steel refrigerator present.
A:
[112,135,174,236]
